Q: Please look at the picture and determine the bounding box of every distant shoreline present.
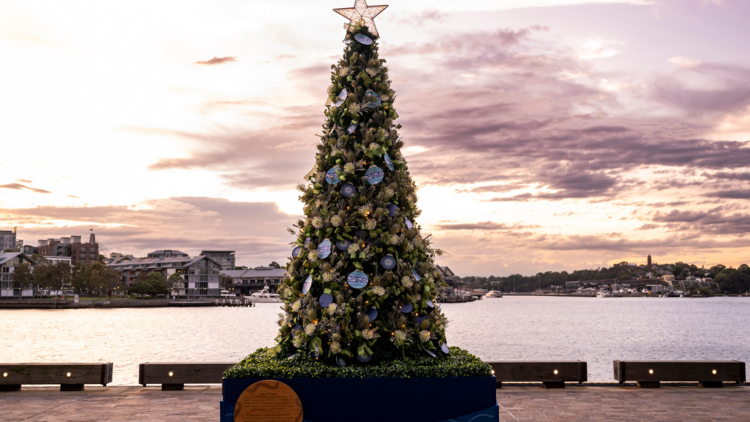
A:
[0,298,216,309]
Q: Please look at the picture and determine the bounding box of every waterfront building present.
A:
[108,255,222,298]
[221,267,285,295]
[0,252,37,298]
[436,265,462,295]
[201,250,236,271]
[147,250,189,259]
[0,230,17,251]
[37,234,99,265]
[677,277,720,294]
[106,252,136,265]
[565,281,581,292]
[646,284,664,293]
[661,274,676,288]
[21,245,35,255]
[44,256,73,266]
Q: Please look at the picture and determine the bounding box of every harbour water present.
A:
[1,296,748,384]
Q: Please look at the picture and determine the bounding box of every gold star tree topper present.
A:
[334,0,388,38]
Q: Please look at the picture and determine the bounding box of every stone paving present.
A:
[0,385,748,421]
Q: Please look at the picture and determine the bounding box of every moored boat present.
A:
[248,286,281,303]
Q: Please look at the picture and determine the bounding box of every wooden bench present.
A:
[613,360,746,388]
[487,361,587,388]
[139,362,236,390]
[0,363,113,391]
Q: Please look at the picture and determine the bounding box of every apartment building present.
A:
[147,250,189,259]
[108,255,222,298]
[37,234,99,265]
[0,230,17,251]
[221,267,285,295]
[0,252,37,298]
[201,250,236,271]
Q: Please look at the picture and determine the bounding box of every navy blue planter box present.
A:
[221,376,498,422]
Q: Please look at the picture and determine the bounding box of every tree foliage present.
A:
[167,273,185,293]
[70,261,121,296]
[715,266,750,294]
[13,262,33,292]
[459,262,750,293]
[220,274,234,290]
[129,271,169,297]
[32,261,72,296]
[274,24,448,365]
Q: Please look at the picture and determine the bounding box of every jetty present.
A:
[0,298,253,309]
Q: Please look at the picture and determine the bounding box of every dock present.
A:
[0,299,253,309]
[1,385,747,421]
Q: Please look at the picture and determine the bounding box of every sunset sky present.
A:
[1,0,749,276]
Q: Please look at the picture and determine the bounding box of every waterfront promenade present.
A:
[1,385,748,421]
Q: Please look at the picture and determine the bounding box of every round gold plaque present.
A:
[234,380,303,422]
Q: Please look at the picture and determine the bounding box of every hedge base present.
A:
[221,376,498,422]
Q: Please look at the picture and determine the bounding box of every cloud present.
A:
[434,221,532,231]
[370,27,750,203]
[1,197,299,266]
[0,183,51,194]
[287,64,333,81]
[465,182,529,193]
[16,179,32,183]
[486,193,535,202]
[652,63,750,115]
[107,20,750,275]
[392,8,447,27]
[653,210,708,223]
[131,26,750,203]
[132,108,321,190]
[649,207,750,235]
[668,56,702,69]
[577,38,623,60]
[708,189,750,199]
[707,171,750,181]
[194,56,237,65]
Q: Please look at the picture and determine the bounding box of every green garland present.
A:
[273,24,450,366]
[226,348,491,379]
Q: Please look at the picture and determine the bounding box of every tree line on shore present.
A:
[460,262,750,294]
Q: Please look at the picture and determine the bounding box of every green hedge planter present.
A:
[221,348,499,422]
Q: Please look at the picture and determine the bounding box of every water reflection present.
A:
[1,297,748,384]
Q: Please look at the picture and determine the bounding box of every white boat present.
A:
[485,290,503,298]
[596,291,609,298]
[248,286,281,303]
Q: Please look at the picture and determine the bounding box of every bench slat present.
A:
[489,361,587,382]
[487,361,587,388]
[139,362,236,387]
[0,363,113,387]
[614,360,745,384]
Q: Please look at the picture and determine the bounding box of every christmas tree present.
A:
[273,0,450,366]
